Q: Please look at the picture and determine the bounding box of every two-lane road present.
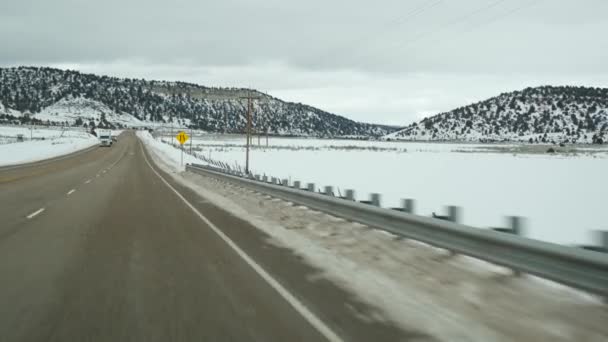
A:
[0,131,411,341]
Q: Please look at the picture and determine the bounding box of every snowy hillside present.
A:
[0,101,19,116]
[0,66,396,137]
[386,86,608,144]
[35,97,145,127]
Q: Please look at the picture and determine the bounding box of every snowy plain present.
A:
[161,133,608,246]
[139,131,608,342]
[0,125,103,167]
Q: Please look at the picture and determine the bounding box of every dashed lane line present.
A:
[67,189,76,196]
[26,208,45,219]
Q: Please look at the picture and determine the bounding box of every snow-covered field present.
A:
[139,131,608,342]
[0,125,88,143]
[0,125,100,166]
[166,134,608,246]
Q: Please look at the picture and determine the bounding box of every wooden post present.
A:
[239,92,261,175]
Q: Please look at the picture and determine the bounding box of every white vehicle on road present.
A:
[99,132,113,147]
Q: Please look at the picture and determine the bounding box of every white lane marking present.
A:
[26,208,45,219]
[96,151,127,176]
[96,174,100,178]
[85,179,92,184]
[67,189,76,196]
[140,143,342,342]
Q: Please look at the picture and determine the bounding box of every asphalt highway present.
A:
[0,131,416,341]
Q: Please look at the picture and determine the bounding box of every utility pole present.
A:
[239,92,261,174]
[171,117,174,146]
[224,111,228,133]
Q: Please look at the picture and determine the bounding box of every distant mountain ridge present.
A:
[0,66,397,137]
[386,86,608,144]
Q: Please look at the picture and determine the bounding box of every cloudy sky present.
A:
[1,0,607,125]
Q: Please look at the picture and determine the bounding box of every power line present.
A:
[401,0,544,52]
[454,0,544,38]
[388,0,508,51]
[343,0,542,71]
[371,0,445,32]
[311,0,444,66]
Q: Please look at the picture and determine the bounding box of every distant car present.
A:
[99,135,112,147]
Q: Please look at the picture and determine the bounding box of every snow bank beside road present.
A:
[136,131,201,172]
[0,126,99,167]
[139,131,608,342]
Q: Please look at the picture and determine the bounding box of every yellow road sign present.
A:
[176,131,189,145]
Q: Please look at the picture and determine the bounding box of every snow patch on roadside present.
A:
[0,126,99,166]
[136,131,201,172]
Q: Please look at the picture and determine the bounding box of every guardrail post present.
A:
[371,193,381,207]
[324,186,334,196]
[345,189,355,201]
[432,206,458,222]
[307,183,315,192]
[509,216,523,236]
[402,198,415,214]
[488,216,525,275]
[293,181,301,189]
[509,216,524,276]
[491,216,525,236]
[448,206,460,224]
[578,230,608,254]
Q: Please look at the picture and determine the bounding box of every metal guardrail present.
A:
[185,163,608,296]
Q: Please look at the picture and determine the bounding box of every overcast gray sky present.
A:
[1,0,607,125]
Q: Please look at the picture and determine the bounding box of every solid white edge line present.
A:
[139,142,342,342]
[67,189,76,196]
[26,208,45,219]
